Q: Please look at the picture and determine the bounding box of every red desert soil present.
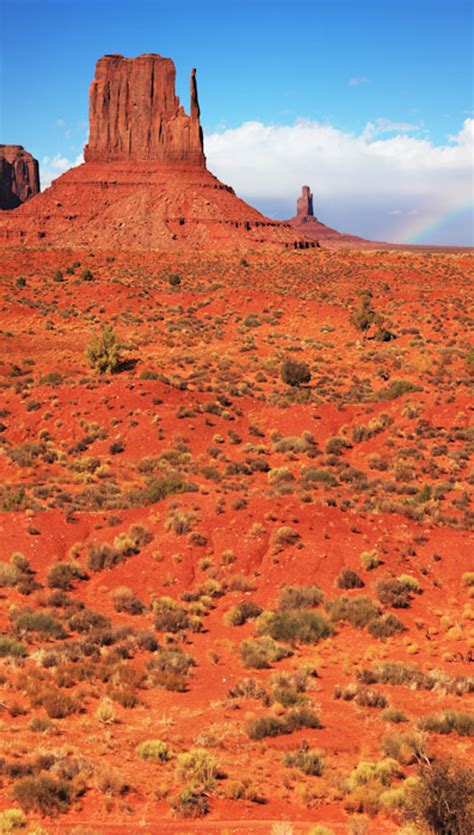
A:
[0,245,473,834]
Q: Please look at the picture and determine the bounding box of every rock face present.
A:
[0,54,315,250]
[0,145,40,210]
[84,54,205,166]
[296,185,314,219]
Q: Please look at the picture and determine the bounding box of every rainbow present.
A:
[395,197,474,246]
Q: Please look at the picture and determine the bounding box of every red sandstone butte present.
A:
[0,145,40,210]
[0,54,314,250]
[84,54,205,166]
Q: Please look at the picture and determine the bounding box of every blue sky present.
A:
[1,0,473,244]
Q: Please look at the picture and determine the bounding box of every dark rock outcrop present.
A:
[84,54,205,166]
[0,145,40,210]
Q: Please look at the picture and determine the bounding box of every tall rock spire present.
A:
[84,53,205,166]
[297,185,314,218]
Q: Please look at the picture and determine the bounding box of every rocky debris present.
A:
[0,145,40,210]
[84,53,205,166]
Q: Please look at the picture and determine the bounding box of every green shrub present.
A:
[368,613,406,639]
[375,577,412,608]
[0,636,27,658]
[170,787,208,818]
[418,711,474,737]
[405,759,474,834]
[384,379,420,400]
[85,325,120,374]
[326,595,380,628]
[240,636,293,669]
[0,808,27,832]
[47,561,86,590]
[256,609,332,644]
[277,585,324,610]
[153,597,193,633]
[136,739,170,762]
[381,731,427,765]
[284,744,324,776]
[336,569,364,589]
[146,475,196,504]
[175,748,220,790]
[223,600,262,626]
[13,610,67,639]
[13,775,71,815]
[280,358,311,387]
[247,707,320,739]
[360,549,381,570]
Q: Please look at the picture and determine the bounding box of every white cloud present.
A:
[204,117,474,244]
[40,152,84,189]
[362,117,420,140]
[349,76,369,86]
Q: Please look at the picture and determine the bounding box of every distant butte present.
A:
[0,54,315,250]
[288,185,371,249]
[0,145,40,210]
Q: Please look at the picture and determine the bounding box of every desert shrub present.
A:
[247,707,320,739]
[270,526,300,549]
[223,600,262,626]
[13,775,71,815]
[165,511,195,535]
[301,467,337,487]
[240,636,293,669]
[326,595,380,628]
[13,610,67,639]
[85,325,120,374]
[87,525,152,571]
[354,662,473,693]
[368,613,406,639]
[385,379,419,400]
[0,636,27,658]
[146,474,196,504]
[95,765,129,796]
[397,574,421,594]
[47,561,86,591]
[146,648,196,691]
[277,584,324,610]
[349,758,400,789]
[284,744,325,776]
[112,586,144,615]
[381,731,427,765]
[375,577,412,608]
[256,609,332,644]
[381,707,408,724]
[336,569,364,590]
[175,748,220,790]
[95,698,116,724]
[136,739,170,762]
[80,268,94,281]
[405,759,474,834]
[418,711,474,737]
[0,562,21,587]
[350,295,378,335]
[280,358,311,387]
[170,787,209,818]
[461,572,474,589]
[168,273,181,286]
[335,683,387,708]
[153,597,193,633]
[360,549,381,570]
[39,689,80,719]
[0,808,26,832]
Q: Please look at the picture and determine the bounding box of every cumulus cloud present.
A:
[40,152,84,189]
[204,117,474,244]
